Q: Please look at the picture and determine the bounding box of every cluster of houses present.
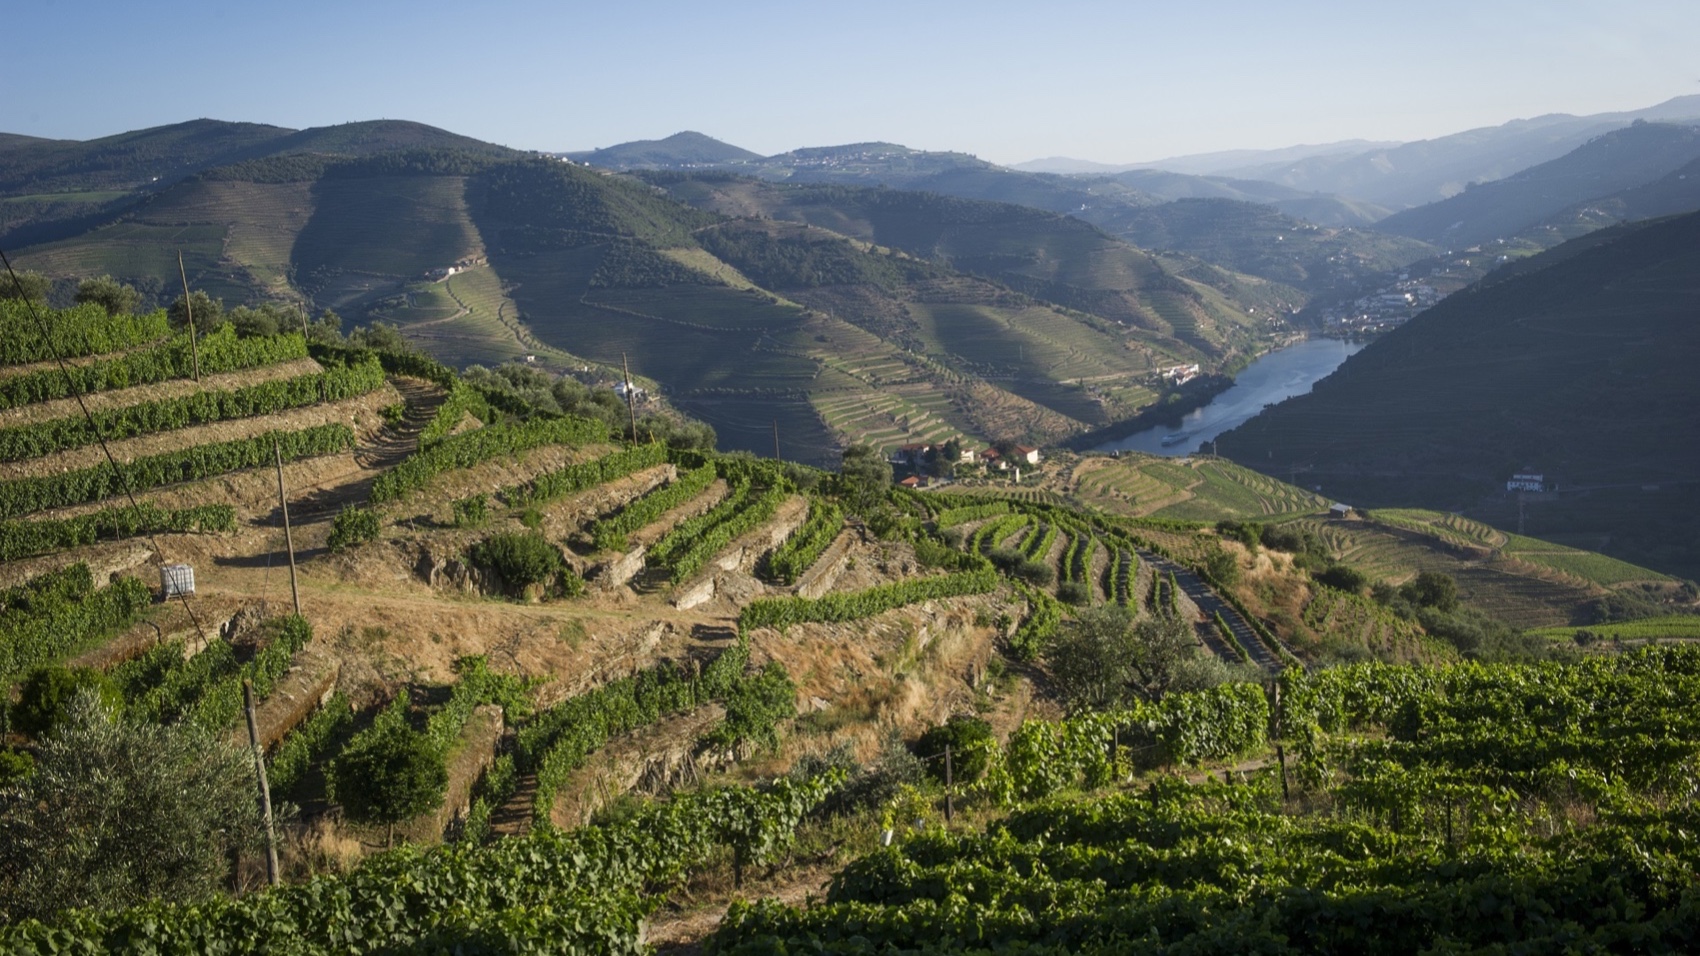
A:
[424,256,487,282]
[1319,278,1443,334]
[889,441,1042,487]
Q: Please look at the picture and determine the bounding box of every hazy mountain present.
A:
[1527,154,1700,243]
[563,131,761,168]
[1217,210,1700,579]
[1374,122,1700,247]
[1212,95,1700,209]
[1092,169,1392,227]
[1013,140,1400,176]
[1107,198,1433,292]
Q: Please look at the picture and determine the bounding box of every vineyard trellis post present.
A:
[176,250,200,383]
[244,678,281,886]
[622,352,638,443]
[944,745,954,823]
[274,439,301,616]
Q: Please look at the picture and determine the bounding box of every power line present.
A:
[1,248,209,646]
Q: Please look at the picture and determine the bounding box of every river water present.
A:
[1093,338,1365,457]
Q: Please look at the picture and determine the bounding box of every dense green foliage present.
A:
[503,443,668,508]
[0,768,834,954]
[115,616,314,732]
[265,692,352,796]
[326,505,379,552]
[934,502,1011,529]
[416,381,492,448]
[1008,582,1064,661]
[651,484,788,584]
[0,356,382,463]
[589,462,716,551]
[738,568,999,633]
[0,302,169,366]
[0,423,353,521]
[468,531,578,598]
[0,327,308,410]
[517,643,752,827]
[370,416,608,504]
[766,499,843,584]
[328,697,448,836]
[0,693,259,924]
[0,565,151,683]
[0,502,233,563]
[450,492,489,528]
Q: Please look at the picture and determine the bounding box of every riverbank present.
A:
[1061,374,1233,451]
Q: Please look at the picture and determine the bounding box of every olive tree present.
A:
[0,692,259,922]
[1044,605,1199,712]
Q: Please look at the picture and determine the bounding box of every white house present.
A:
[1506,473,1545,493]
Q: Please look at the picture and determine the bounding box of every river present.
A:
[1093,337,1365,457]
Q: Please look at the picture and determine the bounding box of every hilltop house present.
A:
[1012,445,1042,466]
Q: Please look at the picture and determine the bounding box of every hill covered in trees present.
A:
[1217,210,1700,580]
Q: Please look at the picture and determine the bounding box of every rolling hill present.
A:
[1217,210,1700,580]
[562,130,761,168]
[10,140,1300,466]
[0,119,519,248]
[1374,122,1700,247]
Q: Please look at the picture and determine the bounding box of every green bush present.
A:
[12,666,124,737]
[451,493,489,528]
[469,532,565,597]
[914,715,994,783]
[327,506,380,552]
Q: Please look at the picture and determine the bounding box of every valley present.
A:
[3,86,1700,954]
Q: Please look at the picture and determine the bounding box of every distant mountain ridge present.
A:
[1374,122,1700,247]
[1013,140,1402,176]
[1210,95,1700,209]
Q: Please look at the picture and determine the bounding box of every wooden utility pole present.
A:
[243,679,280,886]
[273,439,300,616]
[176,251,200,382]
[772,419,781,461]
[621,352,638,442]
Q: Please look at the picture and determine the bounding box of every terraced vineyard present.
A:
[1072,454,1328,520]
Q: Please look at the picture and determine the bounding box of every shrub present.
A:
[1314,563,1369,594]
[914,716,994,783]
[452,493,489,528]
[469,532,565,597]
[327,505,380,552]
[1057,580,1090,606]
[12,666,123,737]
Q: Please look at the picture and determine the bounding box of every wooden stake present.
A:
[772,420,780,461]
[274,439,300,616]
[243,679,280,886]
[621,352,638,443]
[943,745,954,824]
[177,251,200,382]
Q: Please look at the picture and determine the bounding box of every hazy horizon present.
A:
[3,0,1698,166]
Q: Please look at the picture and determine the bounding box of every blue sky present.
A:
[4,0,1697,164]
